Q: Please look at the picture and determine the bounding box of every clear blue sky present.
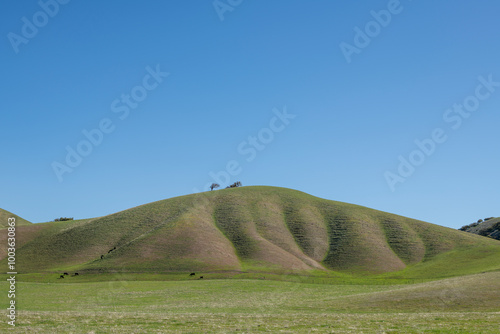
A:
[1,0,499,228]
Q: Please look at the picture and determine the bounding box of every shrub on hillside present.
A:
[459,221,480,231]
[54,217,74,222]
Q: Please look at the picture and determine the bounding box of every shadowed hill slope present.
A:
[463,217,500,240]
[2,187,500,277]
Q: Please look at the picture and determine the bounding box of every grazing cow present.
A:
[108,249,113,253]
[101,255,104,259]
[189,273,196,276]
[63,272,69,275]
[199,276,204,279]
[72,273,79,276]
[59,275,64,279]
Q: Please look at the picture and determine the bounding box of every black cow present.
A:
[101,255,104,259]
[72,273,79,276]
[59,275,64,279]
[199,276,204,279]
[63,272,69,275]
[189,273,196,277]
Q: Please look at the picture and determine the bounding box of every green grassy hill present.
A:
[2,186,500,278]
[0,209,33,258]
[0,208,32,227]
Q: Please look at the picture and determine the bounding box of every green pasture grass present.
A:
[1,272,500,333]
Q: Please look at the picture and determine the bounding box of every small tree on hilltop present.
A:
[210,183,220,191]
[54,217,73,222]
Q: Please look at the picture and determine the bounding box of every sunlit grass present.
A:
[1,272,500,333]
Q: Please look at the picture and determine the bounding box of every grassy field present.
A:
[1,272,500,333]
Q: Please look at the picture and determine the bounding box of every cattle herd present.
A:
[58,272,78,279]
[58,253,205,280]
[100,247,117,260]
[59,272,204,279]
[189,273,204,279]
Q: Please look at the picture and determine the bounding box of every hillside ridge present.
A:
[0,208,32,227]
[1,186,499,278]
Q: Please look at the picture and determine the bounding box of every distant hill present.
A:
[460,217,500,240]
[1,187,500,278]
[0,209,33,258]
[0,208,32,227]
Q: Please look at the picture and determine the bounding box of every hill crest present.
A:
[0,208,32,227]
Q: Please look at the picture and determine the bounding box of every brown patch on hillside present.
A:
[0,223,46,261]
